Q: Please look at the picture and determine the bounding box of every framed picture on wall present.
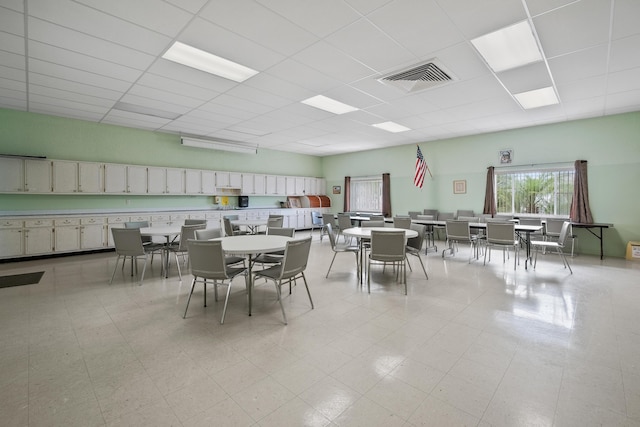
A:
[500,149,513,164]
[332,186,341,194]
[453,180,466,194]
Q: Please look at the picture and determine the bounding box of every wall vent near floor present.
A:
[378,59,457,93]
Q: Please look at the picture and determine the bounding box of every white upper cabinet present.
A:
[127,165,147,194]
[241,173,254,194]
[78,162,103,193]
[285,176,296,195]
[201,170,216,194]
[185,169,202,194]
[253,174,266,195]
[147,167,166,194]
[24,159,52,193]
[315,177,326,194]
[104,163,127,193]
[52,160,104,194]
[229,172,242,188]
[295,177,305,195]
[265,175,277,195]
[0,157,24,192]
[165,168,184,194]
[52,160,78,193]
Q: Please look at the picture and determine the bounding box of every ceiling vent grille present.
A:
[378,59,457,93]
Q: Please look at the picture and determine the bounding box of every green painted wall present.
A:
[2,108,639,257]
[322,112,640,258]
[0,108,322,210]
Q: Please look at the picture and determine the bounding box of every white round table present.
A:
[342,227,418,284]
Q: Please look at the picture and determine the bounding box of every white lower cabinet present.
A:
[24,220,54,255]
[54,219,81,252]
[0,208,320,259]
[81,217,106,249]
[0,226,23,258]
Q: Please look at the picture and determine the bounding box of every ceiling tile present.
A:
[28,17,155,70]
[74,0,194,37]
[28,40,143,82]
[612,0,640,39]
[609,34,640,72]
[28,73,121,100]
[0,6,24,36]
[368,0,463,57]
[257,0,362,38]
[534,0,611,58]
[199,0,317,56]
[28,0,171,55]
[0,31,25,55]
[292,41,377,84]
[548,45,608,83]
[497,62,553,94]
[28,59,132,92]
[324,18,416,73]
[437,0,527,39]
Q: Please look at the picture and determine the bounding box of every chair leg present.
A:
[174,252,182,281]
[139,256,147,285]
[326,253,338,278]
[183,277,197,318]
[275,280,288,325]
[301,272,314,309]
[412,254,428,279]
[109,255,122,284]
[221,279,233,324]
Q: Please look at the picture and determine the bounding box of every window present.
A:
[496,167,573,215]
[349,176,382,212]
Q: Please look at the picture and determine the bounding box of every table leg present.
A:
[247,254,253,316]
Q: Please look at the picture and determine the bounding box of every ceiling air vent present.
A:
[378,59,457,93]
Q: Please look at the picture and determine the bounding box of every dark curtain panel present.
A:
[483,166,497,216]
[570,160,594,223]
[382,173,391,217]
[343,176,351,212]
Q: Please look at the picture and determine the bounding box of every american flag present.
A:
[414,145,427,188]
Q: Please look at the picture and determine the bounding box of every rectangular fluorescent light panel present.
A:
[471,20,543,72]
[163,41,258,82]
[513,87,559,109]
[181,137,257,154]
[372,121,411,133]
[113,101,181,120]
[301,95,359,114]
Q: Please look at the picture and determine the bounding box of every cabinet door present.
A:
[127,166,147,194]
[201,170,216,194]
[54,226,81,252]
[229,172,242,188]
[165,168,184,194]
[285,177,296,195]
[295,177,305,195]
[276,176,286,196]
[265,175,277,195]
[185,169,202,194]
[80,224,105,249]
[0,228,23,257]
[0,157,24,192]
[78,162,103,193]
[241,174,254,194]
[52,160,78,193]
[215,171,229,187]
[24,227,54,255]
[24,159,52,193]
[104,164,127,193]
[253,174,266,195]
[316,178,326,195]
[147,167,166,194]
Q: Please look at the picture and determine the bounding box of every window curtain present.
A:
[483,166,497,216]
[382,173,391,217]
[570,160,594,224]
[343,176,351,212]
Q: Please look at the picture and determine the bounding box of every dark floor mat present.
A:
[0,271,45,288]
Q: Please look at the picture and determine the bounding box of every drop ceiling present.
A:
[1,0,639,156]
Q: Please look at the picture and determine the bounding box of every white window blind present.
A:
[350,176,382,212]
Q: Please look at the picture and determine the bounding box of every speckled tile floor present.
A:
[1,231,639,426]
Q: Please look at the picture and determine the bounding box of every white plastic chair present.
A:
[532,221,573,273]
[184,240,248,324]
[367,230,407,295]
[253,236,314,324]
